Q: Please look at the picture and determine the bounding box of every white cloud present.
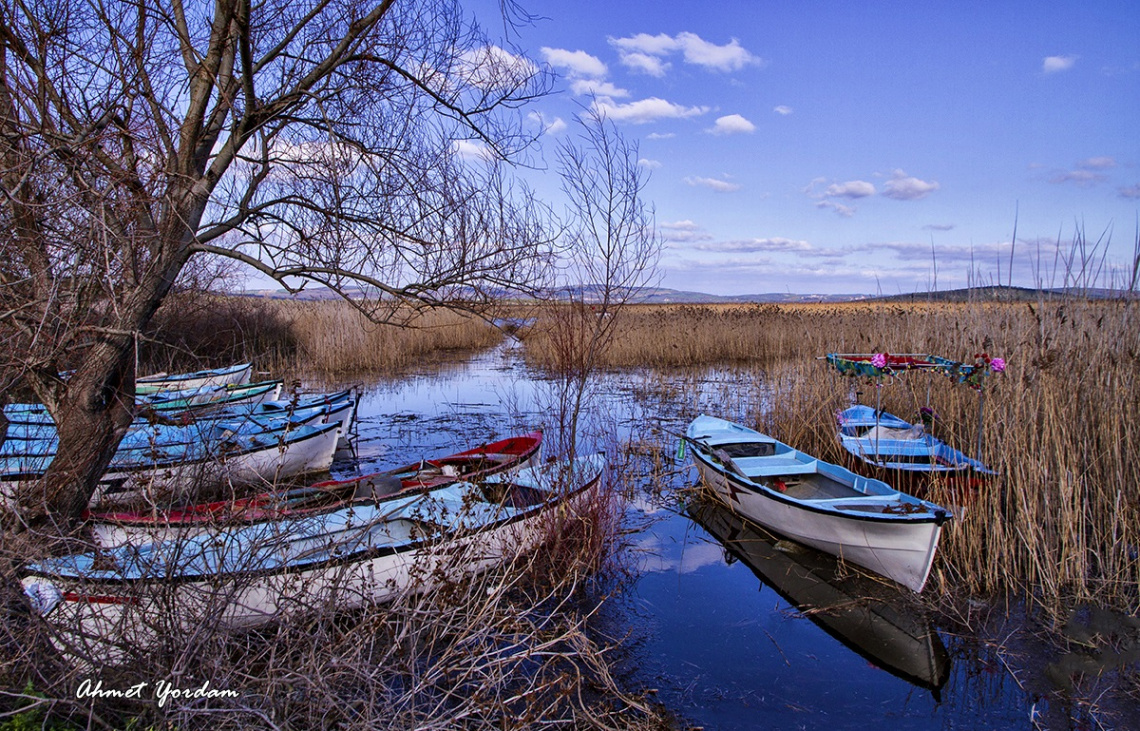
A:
[696,238,812,253]
[591,96,710,124]
[610,32,761,75]
[773,105,793,116]
[824,180,875,199]
[1050,169,1105,185]
[684,176,741,193]
[638,158,662,170]
[817,200,856,217]
[1078,156,1116,170]
[675,32,759,72]
[659,220,712,243]
[1043,55,1077,73]
[452,139,494,161]
[527,112,566,136]
[540,47,607,78]
[457,46,539,91]
[882,170,940,200]
[611,32,679,56]
[619,51,670,77]
[570,79,630,98]
[1120,184,1140,200]
[646,132,675,140]
[708,114,756,135]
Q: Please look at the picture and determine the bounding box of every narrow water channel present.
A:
[317,340,1078,730]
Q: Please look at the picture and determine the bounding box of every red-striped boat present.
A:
[86,431,543,546]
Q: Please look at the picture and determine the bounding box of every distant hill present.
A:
[870,285,1136,303]
[238,283,1134,304]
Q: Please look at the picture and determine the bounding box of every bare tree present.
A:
[0,0,555,526]
[543,107,660,456]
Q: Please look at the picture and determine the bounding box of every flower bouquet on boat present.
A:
[21,450,604,666]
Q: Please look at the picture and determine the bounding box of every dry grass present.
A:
[140,297,504,381]
[256,300,502,379]
[525,298,1140,619]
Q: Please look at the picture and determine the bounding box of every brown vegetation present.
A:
[526,299,1140,619]
[137,296,503,382]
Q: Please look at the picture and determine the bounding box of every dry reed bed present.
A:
[257,300,503,378]
[138,296,503,381]
[527,300,1140,617]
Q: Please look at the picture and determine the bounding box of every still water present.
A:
[317,340,1070,730]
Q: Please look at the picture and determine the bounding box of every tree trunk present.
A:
[16,338,138,528]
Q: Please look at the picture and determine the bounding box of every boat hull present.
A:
[136,363,253,394]
[23,454,603,666]
[89,422,342,507]
[691,457,944,593]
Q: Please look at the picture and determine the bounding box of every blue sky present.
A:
[471,0,1140,296]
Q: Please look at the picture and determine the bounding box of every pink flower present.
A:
[990,357,1006,373]
[870,353,887,369]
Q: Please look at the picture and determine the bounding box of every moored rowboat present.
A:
[836,405,995,478]
[21,452,605,666]
[683,415,951,592]
[1,420,342,509]
[86,431,543,545]
[135,362,253,394]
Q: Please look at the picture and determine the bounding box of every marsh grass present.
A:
[139,297,502,381]
[525,299,1140,619]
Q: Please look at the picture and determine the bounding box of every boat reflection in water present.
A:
[686,497,952,699]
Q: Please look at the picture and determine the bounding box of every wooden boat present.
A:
[837,405,995,479]
[135,362,253,394]
[687,497,951,695]
[86,431,543,545]
[825,352,1003,484]
[1,420,342,509]
[3,381,288,427]
[20,452,605,665]
[1,397,353,452]
[683,415,951,592]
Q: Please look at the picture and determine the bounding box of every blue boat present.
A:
[836,405,996,477]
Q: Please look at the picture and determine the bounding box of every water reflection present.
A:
[686,497,951,698]
[313,341,1067,730]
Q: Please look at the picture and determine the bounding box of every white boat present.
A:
[1,420,342,508]
[86,431,542,546]
[683,415,951,592]
[135,362,253,394]
[21,453,605,665]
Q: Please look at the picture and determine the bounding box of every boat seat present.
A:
[735,457,816,475]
